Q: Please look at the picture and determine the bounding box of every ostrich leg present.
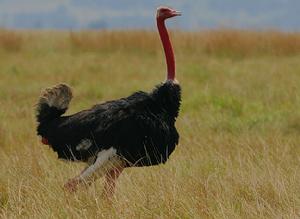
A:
[103,166,124,198]
[64,148,118,192]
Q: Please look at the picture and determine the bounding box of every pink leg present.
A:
[64,149,124,193]
[64,166,91,193]
[103,166,124,198]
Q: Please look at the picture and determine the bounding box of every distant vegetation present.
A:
[0,29,23,52]
[1,29,300,57]
[0,29,300,57]
[69,29,300,57]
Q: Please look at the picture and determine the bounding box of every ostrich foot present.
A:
[64,177,81,193]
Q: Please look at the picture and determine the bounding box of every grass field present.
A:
[0,29,300,218]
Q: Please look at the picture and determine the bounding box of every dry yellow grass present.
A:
[0,29,300,218]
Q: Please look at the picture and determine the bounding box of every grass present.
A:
[0,29,300,218]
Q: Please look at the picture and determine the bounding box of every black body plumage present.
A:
[36,80,181,167]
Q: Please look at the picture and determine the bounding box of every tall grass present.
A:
[0,29,300,218]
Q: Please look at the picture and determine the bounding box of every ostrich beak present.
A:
[172,10,182,16]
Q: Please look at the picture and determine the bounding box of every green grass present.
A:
[0,30,300,218]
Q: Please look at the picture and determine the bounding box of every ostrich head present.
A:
[156,6,181,20]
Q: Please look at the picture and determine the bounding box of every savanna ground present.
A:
[0,29,300,218]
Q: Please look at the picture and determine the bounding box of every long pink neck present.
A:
[157,18,175,81]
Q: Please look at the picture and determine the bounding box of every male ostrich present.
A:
[36,6,181,194]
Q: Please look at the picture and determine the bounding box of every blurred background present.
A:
[0,0,299,30]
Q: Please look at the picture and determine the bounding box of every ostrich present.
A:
[36,6,181,195]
